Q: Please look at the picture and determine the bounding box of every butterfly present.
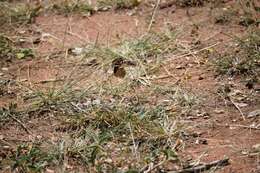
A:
[112,58,136,78]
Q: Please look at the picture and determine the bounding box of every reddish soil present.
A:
[0,1,259,172]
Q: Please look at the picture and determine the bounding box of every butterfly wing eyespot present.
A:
[114,67,126,78]
[112,58,136,78]
[112,58,124,67]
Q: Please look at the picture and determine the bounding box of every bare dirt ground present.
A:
[0,0,259,173]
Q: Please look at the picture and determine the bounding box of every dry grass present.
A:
[2,0,258,172]
[0,1,41,27]
[0,26,200,171]
[214,28,260,78]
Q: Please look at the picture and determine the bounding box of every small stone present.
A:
[187,63,193,67]
[252,144,260,152]
[36,135,42,140]
[104,158,113,163]
[0,135,4,140]
[1,68,8,71]
[46,169,55,173]
[195,138,208,145]
[198,76,204,80]
[248,109,260,118]
[3,146,10,149]
[176,65,185,69]
[197,111,209,117]
[70,47,84,55]
[214,109,224,114]
[92,99,101,105]
[18,30,26,34]
[19,38,26,43]
[65,164,73,169]
[241,150,248,155]
[235,102,248,107]
[195,139,199,144]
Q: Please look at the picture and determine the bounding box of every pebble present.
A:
[214,109,224,114]
[176,65,185,69]
[248,109,260,118]
[198,76,204,80]
[252,144,260,152]
[1,68,8,71]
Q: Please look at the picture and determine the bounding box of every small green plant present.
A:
[97,0,141,10]
[175,0,205,7]
[67,128,111,166]
[0,35,14,60]
[214,29,260,77]
[0,35,34,61]
[50,0,94,15]
[10,144,58,173]
[0,103,18,123]
[214,8,238,24]
[0,2,41,26]
[14,28,196,171]
[24,84,89,116]
[81,30,179,78]
[237,0,258,27]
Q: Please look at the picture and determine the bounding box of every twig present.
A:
[216,123,260,131]
[142,160,166,173]
[151,75,173,80]
[229,98,246,120]
[167,42,220,62]
[7,113,32,135]
[169,157,229,173]
[163,66,178,79]
[67,31,89,44]
[147,0,161,32]
[34,78,64,84]
[128,122,139,161]
[147,75,180,85]
[27,63,32,87]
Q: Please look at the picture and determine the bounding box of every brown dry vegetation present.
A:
[0,0,259,173]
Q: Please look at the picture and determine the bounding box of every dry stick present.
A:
[166,42,220,63]
[67,31,89,45]
[150,75,173,80]
[142,160,166,173]
[34,78,64,84]
[147,0,161,32]
[163,66,178,79]
[216,123,260,131]
[7,113,32,135]
[61,16,71,52]
[229,98,246,120]
[169,157,229,173]
[27,63,32,88]
[128,122,139,162]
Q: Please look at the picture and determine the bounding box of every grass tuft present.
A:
[214,28,260,77]
[97,0,141,10]
[49,0,94,16]
[1,28,198,171]
[0,2,41,27]
[9,143,59,173]
[0,34,34,63]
